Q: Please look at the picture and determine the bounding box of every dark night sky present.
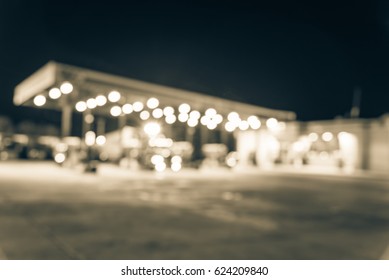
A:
[1,0,389,123]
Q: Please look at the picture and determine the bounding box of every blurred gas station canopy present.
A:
[14,61,296,121]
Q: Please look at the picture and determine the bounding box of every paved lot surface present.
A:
[0,161,388,260]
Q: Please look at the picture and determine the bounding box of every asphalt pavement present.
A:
[0,161,388,259]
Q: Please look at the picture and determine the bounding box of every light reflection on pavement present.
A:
[0,161,388,260]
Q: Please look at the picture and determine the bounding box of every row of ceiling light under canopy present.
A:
[73,91,281,132]
[33,82,74,106]
[35,84,283,132]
